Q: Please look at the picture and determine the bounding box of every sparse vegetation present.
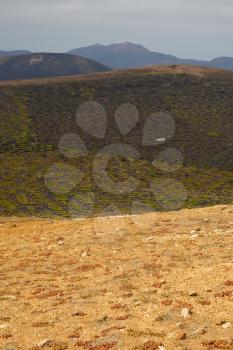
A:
[0,66,233,217]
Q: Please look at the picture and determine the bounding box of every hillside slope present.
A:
[0,53,110,81]
[0,65,232,216]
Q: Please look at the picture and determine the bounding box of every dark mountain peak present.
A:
[0,52,110,81]
[68,42,233,70]
[81,43,104,49]
[209,56,233,69]
[76,42,149,52]
[108,42,150,53]
[68,42,155,69]
[211,56,233,62]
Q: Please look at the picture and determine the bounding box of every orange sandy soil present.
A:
[0,205,232,350]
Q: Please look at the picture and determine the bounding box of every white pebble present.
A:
[222,322,232,329]
[190,230,197,235]
[146,236,154,241]
[181,307,192,318]
[37,339,54,347]
[0,324,9,329]
[190,234,199,239]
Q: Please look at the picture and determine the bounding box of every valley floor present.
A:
[0,205,233,350]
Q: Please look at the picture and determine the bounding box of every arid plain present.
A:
[0,205,232,350]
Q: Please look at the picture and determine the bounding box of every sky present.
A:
[0,0,233,59]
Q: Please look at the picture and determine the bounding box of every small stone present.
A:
[181,308,192,318]
[176,321,183,328]
[0,324,9,329]
[0,295,17,301]
[216,320,227,325]
[153,280,166,288]
[142,342,163,350]
[81,248,91,257]
[1,334,12,339]
[191,327,207,336]
[222,322,232,329]
[200,328,207,334]
[155,313,173,322]
[71,311,86,316]
[220,205,228,211]
[189,292,198,297]
[146,236,155,241]
[176,331,186,340]
[198,298,211,305]
[37,339,54,348]
[224,280,233,286]
[161,299,172,306]
[97,315,109,323]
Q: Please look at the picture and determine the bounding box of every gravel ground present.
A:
[0,205,232,350]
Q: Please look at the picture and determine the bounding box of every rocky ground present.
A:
[0,205,232,350]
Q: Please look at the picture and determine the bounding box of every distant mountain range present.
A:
[68,42,233,70]
[1,43,233,81]
[0,50,30,57]
[0,53,110,81]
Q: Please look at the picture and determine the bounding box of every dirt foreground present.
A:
[0,205,232,350]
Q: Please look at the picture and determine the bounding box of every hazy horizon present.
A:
[1,41,233,62]
[1,0,233,60]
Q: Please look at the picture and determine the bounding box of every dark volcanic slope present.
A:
[0,53,110,80]
[0,65,232,169]
[0,65,233,216]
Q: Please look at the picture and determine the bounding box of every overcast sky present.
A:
[0,0,233,59]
